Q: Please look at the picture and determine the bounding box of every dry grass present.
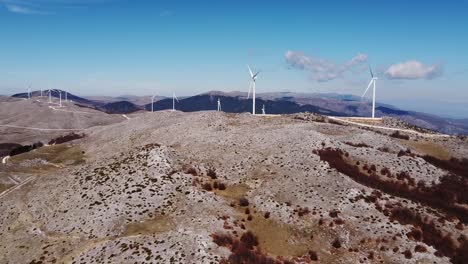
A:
[0,183,14,193]
[244,212,312,257]
[123,215,174,236]
[404,140,451,160]
[215,183,250,201]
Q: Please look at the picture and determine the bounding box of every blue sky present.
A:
[1,0,467,117]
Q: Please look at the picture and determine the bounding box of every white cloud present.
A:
[2,0,114,14]
[385,61,442,80]
[285,51,368,82]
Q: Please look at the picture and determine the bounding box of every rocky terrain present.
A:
[0,97,124,145]
[0,110,467,264]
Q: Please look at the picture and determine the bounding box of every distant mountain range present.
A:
[11,90,468,135]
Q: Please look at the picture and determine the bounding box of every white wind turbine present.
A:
[27,86,31,100]
[151,94,157,112]
[172,92,179,111]
[362,66,378,118]
[247,65,260,115]
[262,104,266,115]
[217,98,221,111]
[40,87,43,97]
[53,89,62,107]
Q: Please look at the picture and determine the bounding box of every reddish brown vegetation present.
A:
[344,142,370,148]
[207,168,217,179]
[218,182,227,190]
[415,245,427,253]
[212,232,288,264]
[48,133,85,145]
[403,249,412,259]
[332,239,341,248]
[239,197,249,207]
[389,206,468,264]
[314,147,468,223]
[202,183,213,191]
[329,210,340,218]
[308,251,318,261]
[294,207,310,217]
[390,131,410,140]
[421,155,468,178]
[185,167,198,176]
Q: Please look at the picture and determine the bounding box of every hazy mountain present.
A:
[99,101,142,114]
[8,90,468,135]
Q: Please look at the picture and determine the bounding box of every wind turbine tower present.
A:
[362,66,378,118]
[217,98,221,111]
[172,92,179,111]
[28,86,31,100]
[247,65,260,115]
[262,104,266,115]
[151,94,157,112]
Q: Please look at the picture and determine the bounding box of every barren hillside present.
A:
[0,111,467,264]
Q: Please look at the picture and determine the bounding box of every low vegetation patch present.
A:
[390,131,410,140]
[48,133,85,145]
[421,155,468,178]
[314,147,468,223]
[344,142,371,148]
[9,142,43,156]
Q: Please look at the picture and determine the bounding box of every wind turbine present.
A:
[362,66,378,118]
[262,104,266,115]
[217,98,221,111]
[247,65,260,115]
[40,87,43,97]
[27,86,31,100]
[172,92,179,111]
[151,94,157,112]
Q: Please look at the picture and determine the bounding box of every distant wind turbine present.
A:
[362,66,378,118]
[247,65,260,115]
[172,92,179,111]
[151,94,157,112]
[40,88,43,97]
[27,86,31,100]
[262,104,266,115]
[217,98,221,111]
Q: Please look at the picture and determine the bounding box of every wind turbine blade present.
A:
[247,65,253,78]
[247,81,252,99]
[369,65,374,78]
[253,71,260,79]
[362,79,374,97]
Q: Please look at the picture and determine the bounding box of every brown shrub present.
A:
[422,155,468,178]
[218,182,226,190]
[332,239,341,248]
[202,183,213,191]
[403,249,413,259]
[344,142,370,148]
[309,250,318,261]
[48,133,85,145]
[207,168,217,179]
[239,197,249,207]
[390,131,410,140]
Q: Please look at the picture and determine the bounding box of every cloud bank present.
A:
[385,61,442,80]
[285,50,368,82]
